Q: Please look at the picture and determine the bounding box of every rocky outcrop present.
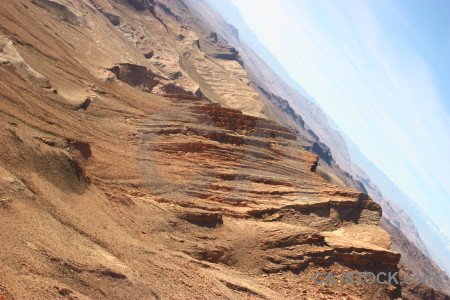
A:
[125,0,152,11]
[402,283,450,300]
[109,63,165,91]
[198,32,240,61]
[92,2,122,26]
[176,207,223,227]
[31,0,84,26]
[0,35,52,89]
[109,63,196,96]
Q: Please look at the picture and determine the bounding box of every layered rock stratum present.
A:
[0,0,448,299]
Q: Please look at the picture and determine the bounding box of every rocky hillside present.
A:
[0,0,447,299]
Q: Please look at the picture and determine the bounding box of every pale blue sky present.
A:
[229,0,450,247]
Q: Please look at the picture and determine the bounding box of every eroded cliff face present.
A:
[0,0,421,299]
[182,0,450,297]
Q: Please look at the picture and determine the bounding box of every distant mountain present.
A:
[348,138,450,276]
[204,0,315,103]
